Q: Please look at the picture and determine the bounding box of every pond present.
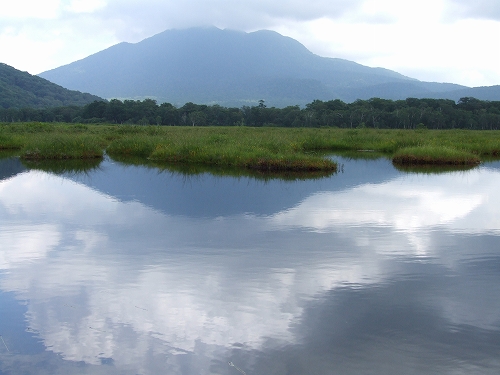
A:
[1,156,500,374]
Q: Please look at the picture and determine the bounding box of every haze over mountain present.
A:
[0,63,102,109]
[39,27,500,107]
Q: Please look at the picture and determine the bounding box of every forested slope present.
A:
[0,63,102,109]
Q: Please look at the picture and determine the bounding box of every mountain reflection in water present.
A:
[0,157,499,375]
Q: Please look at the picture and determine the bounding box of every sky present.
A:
[1,0,499,87]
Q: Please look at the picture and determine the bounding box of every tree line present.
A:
[1,97,500,130]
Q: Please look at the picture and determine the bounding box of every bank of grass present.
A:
[105,127,337,171]
[148,143,334,171]
[106,135,156,158]
[392,146,481,166]
[0,134,23,150]
[21,134,104,160]
[1,123,500,169]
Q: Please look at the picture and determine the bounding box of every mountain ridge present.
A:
[38,27,500,107]
[0,63,103,109]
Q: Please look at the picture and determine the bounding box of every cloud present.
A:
[0,18,118,74]
[274,12,500,87]
[65,0,107,14]
[447,0,500,21]
[92,0,364,42]
[0,0,61,19]
[0,0,107,20]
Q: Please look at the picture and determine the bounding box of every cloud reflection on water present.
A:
[271,172,494,234]
[0,165,499,374]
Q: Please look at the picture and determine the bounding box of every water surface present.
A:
[1,156,499,374]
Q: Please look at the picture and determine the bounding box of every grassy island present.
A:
[1,123,500,171]
[392,146,481,166]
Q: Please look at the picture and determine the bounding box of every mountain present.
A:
[424,85,500,102]
[39,27,500,106]
[0,63,103,109]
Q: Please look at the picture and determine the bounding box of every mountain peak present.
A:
[38,27,494,106]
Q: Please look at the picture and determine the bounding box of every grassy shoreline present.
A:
[392,146,481,166]
[2,123,500,170]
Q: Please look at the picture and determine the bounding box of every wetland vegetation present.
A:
[3,97,500,130]
[1,122,500,170]
[392,146,481,166]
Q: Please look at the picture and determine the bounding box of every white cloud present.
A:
[0,19,118,74]
[65,0,107,14]
[0,0,61,19]
[446,0,500,21]
[275,9,500,86]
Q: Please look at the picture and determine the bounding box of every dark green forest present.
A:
[1,97,500,130]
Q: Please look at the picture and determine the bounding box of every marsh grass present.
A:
[0,134,23,150]
[21,134,104,160]
[107,135,156,157]
[148,143,334,171]
[2,123,500,170]
[392,146,481,166]
[108,127,337,171]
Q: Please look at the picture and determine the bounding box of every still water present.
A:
[0,156,499,374]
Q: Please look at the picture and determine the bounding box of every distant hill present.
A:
[0,63,102,109]
[426,85,500,102]
[39,27,500,106]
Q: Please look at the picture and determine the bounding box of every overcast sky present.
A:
[1,0,499,87]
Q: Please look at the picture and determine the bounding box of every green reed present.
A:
[20,133,103,160]
[2,123,500,169]
[392,145,481,166]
